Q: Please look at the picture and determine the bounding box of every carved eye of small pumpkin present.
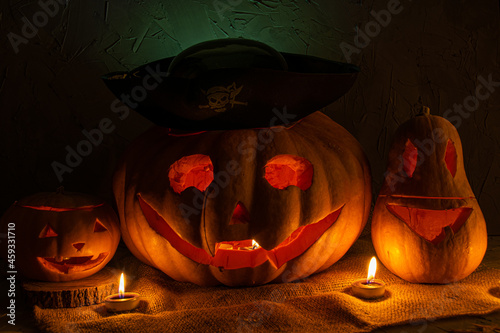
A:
[445,139,457,177]
[168,154,214,194]
[264,154,313,190]
[403,139,418,178]
[94,219,108,232]
[39,224,58,238]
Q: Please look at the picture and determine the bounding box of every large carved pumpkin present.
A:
[114,111,371,286]
[371,107,487,283]
[0,188,120,281]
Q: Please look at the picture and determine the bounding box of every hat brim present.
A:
[102,53,359,130]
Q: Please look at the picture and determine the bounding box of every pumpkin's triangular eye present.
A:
[264,154,313,190]
[168,154,214,194]
[94,219,108,232]
[445,139,457,177]
[403,139,418,178]
[39,224,58,238]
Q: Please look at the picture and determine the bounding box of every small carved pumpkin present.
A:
[371,107,487,283]
[0,188,120,281]
[114,112,372,286]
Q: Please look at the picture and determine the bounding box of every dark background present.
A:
[0,0,498,233]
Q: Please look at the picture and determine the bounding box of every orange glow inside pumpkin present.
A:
[403,139,418,178]
[18,203,105,212]
[229,202,250,225]
[94,219,108,232]
[39,224,58,238]
[38,253,109,274]
[72,242,85,251]
[168,154,214,194]
[445,139,457,177]
[386,204,472,244]
[264,155,313,190]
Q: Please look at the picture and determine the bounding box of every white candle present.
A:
[351,257,386,299]
[104,273,141,312]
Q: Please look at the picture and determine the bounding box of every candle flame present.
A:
[119,273,125,298]
[252,239,260,249]
[367,257,377,282]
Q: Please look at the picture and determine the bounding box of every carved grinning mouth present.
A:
[386,204,473,245]
[37,253,109,274]
[138,194,343,270]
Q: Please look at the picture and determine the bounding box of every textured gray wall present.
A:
[0,0,499,232]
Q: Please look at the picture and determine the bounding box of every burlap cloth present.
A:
[34,237,500,332]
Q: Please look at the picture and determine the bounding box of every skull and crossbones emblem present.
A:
[199,82,248,113]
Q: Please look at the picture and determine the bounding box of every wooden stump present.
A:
[23,268,118,308]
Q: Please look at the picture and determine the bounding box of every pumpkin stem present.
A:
[56,186,65,194]
[420,106,431,116]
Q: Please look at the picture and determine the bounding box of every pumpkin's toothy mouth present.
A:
[38,253,109,274]
[386,204,472,244]
[138,194,343,270]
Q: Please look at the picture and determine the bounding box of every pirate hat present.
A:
[102,38,359,130]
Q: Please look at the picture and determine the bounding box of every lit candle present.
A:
[236,239,261,250]
[119,272,125,298]
[351,257,386,299]
[104,273,141,312]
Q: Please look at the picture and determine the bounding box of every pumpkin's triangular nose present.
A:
[73,242,85,251]
[229,202,250,225]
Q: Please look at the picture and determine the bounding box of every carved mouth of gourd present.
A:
[386,203,473,245]
[37,253,109,274]
[137,194,343,270]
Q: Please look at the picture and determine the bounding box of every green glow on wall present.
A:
[71,0,353,71]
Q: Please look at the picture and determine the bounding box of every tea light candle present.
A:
[352,257,386,299]
[239,239,261,251]
[104,273,141,312]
